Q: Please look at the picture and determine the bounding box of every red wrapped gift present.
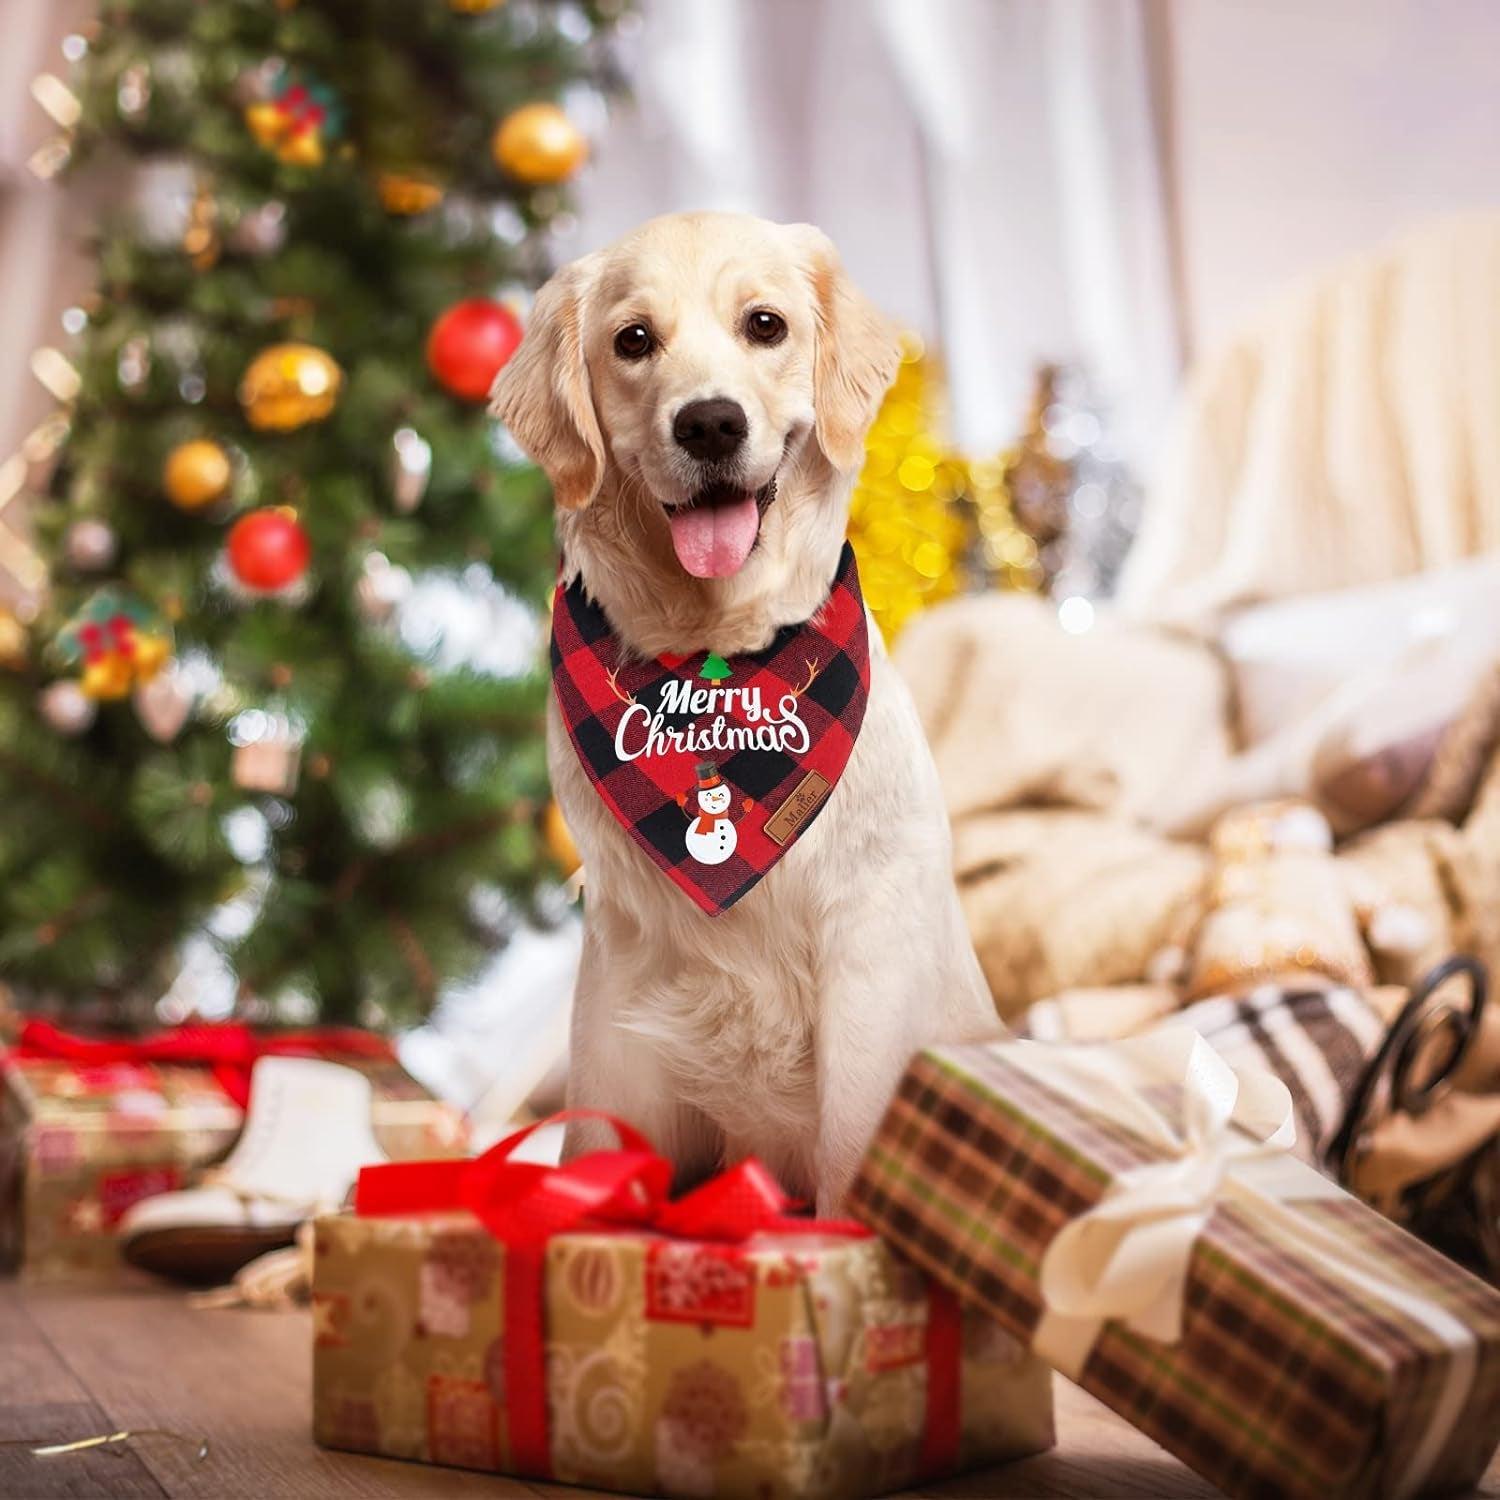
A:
[1,1019,467,1280]
[312,1112,1055,1497]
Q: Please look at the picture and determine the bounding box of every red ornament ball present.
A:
[426,298,524,402]
[227,508,311,592]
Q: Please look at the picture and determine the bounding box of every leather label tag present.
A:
[764,771,831,846]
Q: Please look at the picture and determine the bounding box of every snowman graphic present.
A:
[677,761,754,865]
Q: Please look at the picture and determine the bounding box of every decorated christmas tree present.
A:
[0,0,628,1027]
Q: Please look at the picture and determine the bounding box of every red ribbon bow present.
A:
[354,1110,961,1482]
[8,1019,396,1110]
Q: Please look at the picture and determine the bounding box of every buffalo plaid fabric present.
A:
[850,1044,1500,1500]
[550,542,870,915]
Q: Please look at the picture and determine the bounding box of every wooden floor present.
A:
[2,1278,1495,1500]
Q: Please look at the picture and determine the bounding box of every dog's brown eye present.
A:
[745,309,787,346]
[614,323,654,360]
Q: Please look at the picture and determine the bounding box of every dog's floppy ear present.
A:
[790,225,902,473]
[489,256,604,511]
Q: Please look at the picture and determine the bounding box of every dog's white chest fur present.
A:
[550,640,998,1206]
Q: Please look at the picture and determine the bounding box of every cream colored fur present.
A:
[492,212,997,1211]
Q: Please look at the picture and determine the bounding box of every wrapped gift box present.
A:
[313,1138,1054,1498]
[0,1022,468,1281]
[850,1032,1500,1500]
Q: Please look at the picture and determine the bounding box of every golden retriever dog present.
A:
[492,212,997,1211]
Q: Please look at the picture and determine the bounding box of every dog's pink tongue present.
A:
[668,494,760,578]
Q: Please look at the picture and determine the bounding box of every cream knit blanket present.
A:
[1119,212,1500,626]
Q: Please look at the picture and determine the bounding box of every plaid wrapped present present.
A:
[1,1020,467,1281]
[850,1030,1500,1500]
[314,1115,1053,1498]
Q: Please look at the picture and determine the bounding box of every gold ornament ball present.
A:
[492,103,588,186]
[542,799,581,877]
[451,0,504,12]
[163,439,233,511]
[239,343,344,432]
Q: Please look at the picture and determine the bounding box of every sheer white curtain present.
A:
[0,0,94,600]
[573,0,1183,462]
[0,0,1185,543]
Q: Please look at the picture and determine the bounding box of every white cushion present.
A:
[1222,551,1500,746]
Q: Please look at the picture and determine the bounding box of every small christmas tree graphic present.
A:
[699,653,733,683]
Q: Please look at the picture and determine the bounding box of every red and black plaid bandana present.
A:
[550,542,871,915]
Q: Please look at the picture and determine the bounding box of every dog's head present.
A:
[491,213,899,587]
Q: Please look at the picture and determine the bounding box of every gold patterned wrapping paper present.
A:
[0,1054,468,1282]
[312,1211,1054,1498]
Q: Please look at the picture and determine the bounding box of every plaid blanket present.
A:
[1021,982,1387,1162]
[550,542,871,915]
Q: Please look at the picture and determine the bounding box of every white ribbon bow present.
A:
[1029,1030,1296,1350]
[996,1029,1477,1500]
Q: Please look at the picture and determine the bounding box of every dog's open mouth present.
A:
[665,477,777,580]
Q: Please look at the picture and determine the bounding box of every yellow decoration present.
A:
[131,631,171,683]
[243,72,336,166]
[246,104,323,165]
[542,799,581,877]
[847,340,971,641]
[80,653,134,701]
[163,439,232,511]
[277,129,325,168]
[377,171,445,216]
[0,609,28,671]
[244,101,285,150]
[451,0,504,10]
[848,337,1041,641]
[61,595,174,705]
[239,343,344,432]
[967,454,1043,593]
[76,626,171,700]
[491,103,588,186]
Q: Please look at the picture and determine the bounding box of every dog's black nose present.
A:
[672,398,748,462]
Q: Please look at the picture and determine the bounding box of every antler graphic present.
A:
[788,656,823,701]
[605,667,636,708]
